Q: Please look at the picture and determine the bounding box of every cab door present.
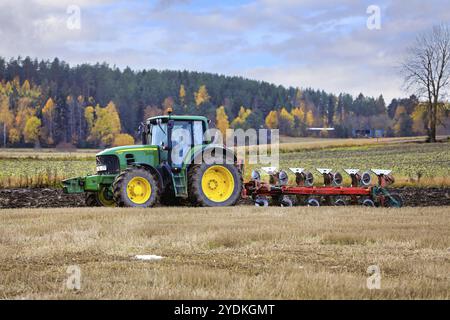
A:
[170,121,193,167]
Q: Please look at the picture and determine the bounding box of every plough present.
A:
[243,168,403,208]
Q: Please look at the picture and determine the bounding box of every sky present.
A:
[0,0,449,102]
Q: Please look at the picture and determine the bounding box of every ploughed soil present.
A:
[0,187,449,209]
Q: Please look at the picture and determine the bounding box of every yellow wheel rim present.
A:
[126,177,152,204]
[201,165,235,203]
[98,188,115,207]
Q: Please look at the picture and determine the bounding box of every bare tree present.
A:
[402,24,450,142]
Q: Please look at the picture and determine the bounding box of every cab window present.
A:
[150,123,168,146]
[193,121,204,145]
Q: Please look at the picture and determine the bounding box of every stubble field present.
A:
[0,137,449,300]
[0,206,449,299]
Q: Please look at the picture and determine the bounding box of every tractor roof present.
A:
[147,115,208,122]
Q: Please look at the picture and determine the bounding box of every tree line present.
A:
[0,56,448,148]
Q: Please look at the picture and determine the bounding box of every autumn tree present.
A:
[87,102,122,146]
[230,106,251,129]
[306,110,315,127]
[113,133,135,146]
[279,107,294,135]
[265,110,278,129]
[179,84,186,106]
[24,116,42,148]
[41,98,56,145]
[402,24,450,142]
[194,85,210,107]
[84,106,95,132]
[14,98,36,144]
[215,106,229,138]
[291,106,306,136]
[0,95,14,147]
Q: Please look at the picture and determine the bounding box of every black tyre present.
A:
[85,193,100,207]
[188,163,242,207]
[112,168,160,208]
[334,198,346,206]
[280,196,293,207]
[255,197,269,207]
[85,187,116,207]
[307,198,320,207]
[362,198,375,207]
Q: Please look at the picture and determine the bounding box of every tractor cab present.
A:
[142,115,210,166]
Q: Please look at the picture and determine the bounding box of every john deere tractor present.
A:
[62,113,242,207]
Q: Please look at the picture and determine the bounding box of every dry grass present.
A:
[0,148,97,160]
[258,135,448,154]
[0,206,448,299]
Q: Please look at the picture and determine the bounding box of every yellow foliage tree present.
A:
[0,96,14,147]
[291,107,305,121]
[24,116,41,147]
[279,107,295,135]
[411,104,427,134]
[8,128,20,144]
[88,102,122,146]
[14,98,35,143]
[194,85,210,107]
[306,111,315,127]
[21,80,31,92]
[113,134,135,147]
[42,98,56,145]
[231,106,251,129]
[291,106,307,136]
[265,110,278,129]
[394,105,407,120]
[216,106,229,138]
[179,85,186,105]
[84,106,95,131]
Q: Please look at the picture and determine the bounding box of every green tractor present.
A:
[62,113,243,207]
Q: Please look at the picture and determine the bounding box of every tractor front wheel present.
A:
[85,187,116,207]
[188,164,242,207]
[113,168,160,207]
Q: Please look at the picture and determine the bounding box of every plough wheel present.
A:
[280,196,293,207]
[307,198,320,207]
[362,199,375,207]
[255,197,269,207]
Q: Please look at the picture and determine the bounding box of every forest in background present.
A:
[0,56,448,148]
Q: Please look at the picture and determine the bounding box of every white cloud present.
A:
[0,0,449,102]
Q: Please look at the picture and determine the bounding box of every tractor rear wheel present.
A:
[188,164,242,207]
[113,168,160,207]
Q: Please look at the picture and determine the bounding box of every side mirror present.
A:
[160,141,169,150]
